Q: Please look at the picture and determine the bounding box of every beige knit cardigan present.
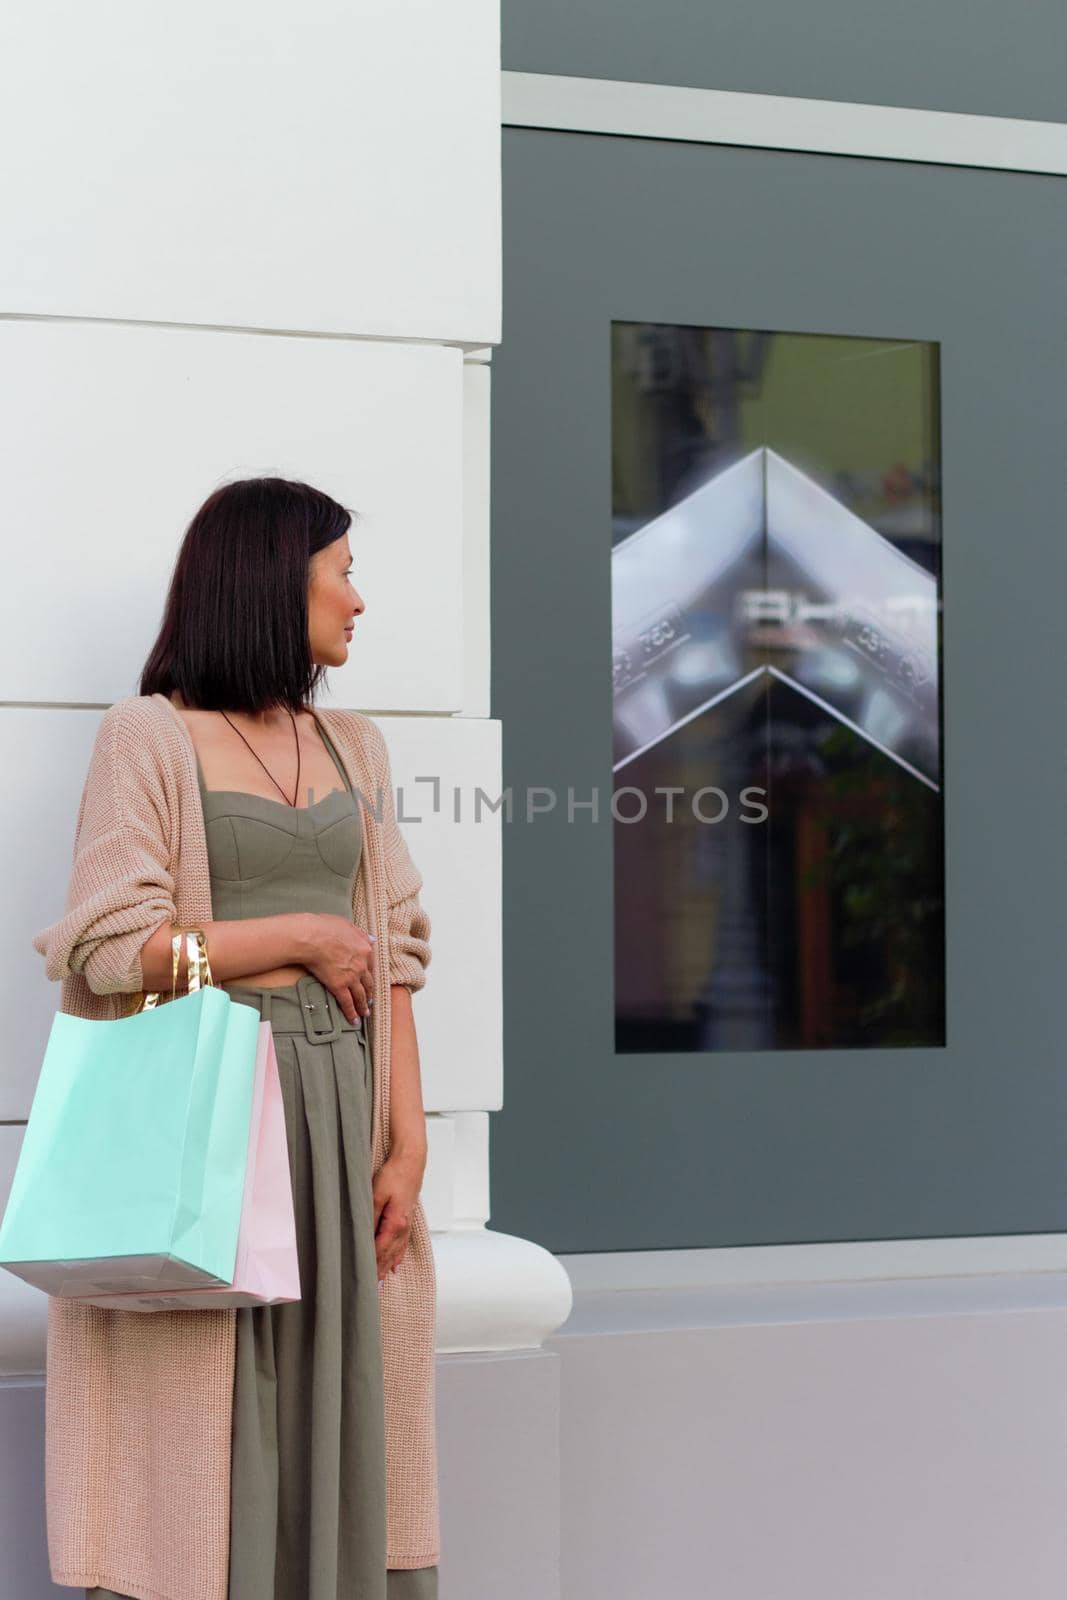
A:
[30,691,438,1600]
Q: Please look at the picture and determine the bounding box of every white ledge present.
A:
[553,1273,1067,1339]
[12,1234,1064,1373]
[558,1235,1067,1292]
[550,1237,1067,1337]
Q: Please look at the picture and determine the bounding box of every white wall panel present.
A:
[553,1298,1067,1600]
[462,357,493,717]
[371,715,502,1114]
[421,1115,456,1232]
[0,321,464,711]
[422,1114,492,1233]
[0,1,501,345]
[452,1112,491,1229]
[6,709,101,1118]
[0,1128,48,1376]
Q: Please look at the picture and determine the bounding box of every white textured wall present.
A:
[0,0,544,1397]
[0,1,500,341]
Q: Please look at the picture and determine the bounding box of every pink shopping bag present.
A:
[79,1020,301,1311]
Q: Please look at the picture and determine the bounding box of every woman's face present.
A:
[308,533,364,667]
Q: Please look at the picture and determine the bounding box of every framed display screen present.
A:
[490,125,1065,1253]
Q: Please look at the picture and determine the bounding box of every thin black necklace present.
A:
[220,707,302,808]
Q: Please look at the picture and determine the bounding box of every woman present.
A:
[32,477,439,1600]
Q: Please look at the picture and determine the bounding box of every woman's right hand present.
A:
[298,913,377,1025]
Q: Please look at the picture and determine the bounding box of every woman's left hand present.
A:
[372,1148,426,1281]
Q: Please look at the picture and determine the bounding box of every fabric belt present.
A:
[225,974,365,1043]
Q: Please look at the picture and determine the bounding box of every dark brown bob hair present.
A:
[140,476,356,714]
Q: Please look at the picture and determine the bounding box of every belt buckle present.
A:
[296,975,342,1044]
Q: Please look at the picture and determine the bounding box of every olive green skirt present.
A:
[87,974,438,1600]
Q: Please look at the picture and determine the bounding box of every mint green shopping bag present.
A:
[0,928,261,1298]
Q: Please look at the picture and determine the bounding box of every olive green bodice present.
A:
[195,719,363,921]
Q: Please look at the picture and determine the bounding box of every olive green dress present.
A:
[87,718,438,1600]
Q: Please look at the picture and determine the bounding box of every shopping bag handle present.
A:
[124,926,215,1016]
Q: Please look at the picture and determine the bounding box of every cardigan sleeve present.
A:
[364,716,432,994]
[31,702,179,996]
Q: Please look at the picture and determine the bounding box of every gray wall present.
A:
[504,0,1067,122]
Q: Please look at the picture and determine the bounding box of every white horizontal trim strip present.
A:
[502,69,1067,177]
[558,1234,1067,1292]
[550,1274,1067,1337]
